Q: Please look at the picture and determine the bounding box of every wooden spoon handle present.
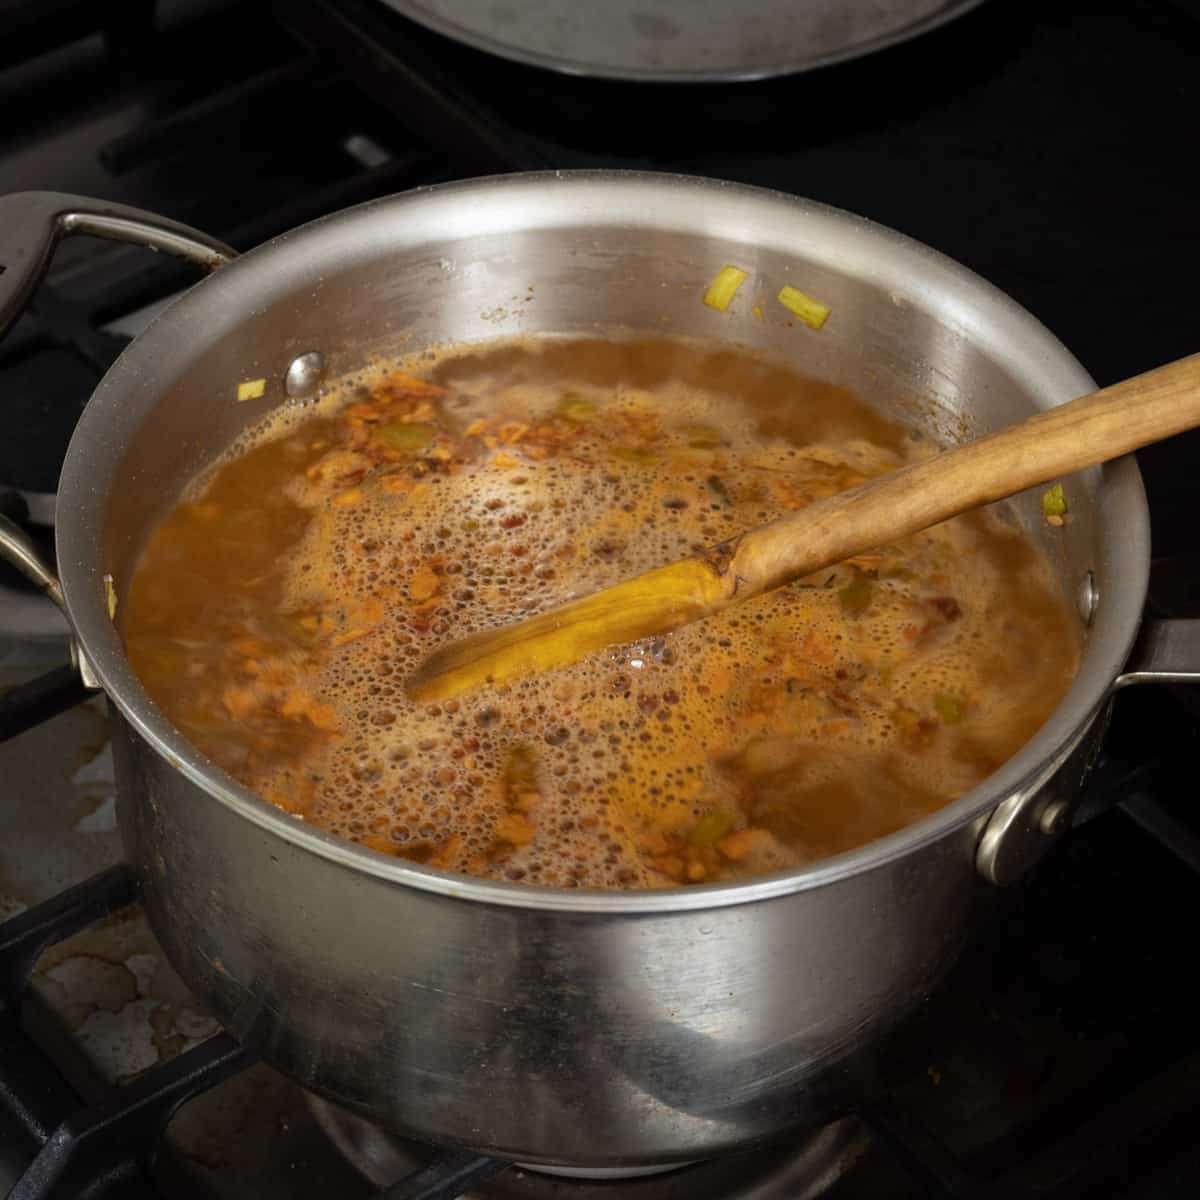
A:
[409,353,1200,701]
[726,352,1200,599]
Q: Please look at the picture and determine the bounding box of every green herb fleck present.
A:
[684,424,723,449]
[557,392,597,422]
[689,811,734,846]
[374,421,436,451]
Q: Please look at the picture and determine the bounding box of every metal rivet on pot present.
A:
[1076,570,1097,625]
[284,351,326,400]
[1038,798,1071,836]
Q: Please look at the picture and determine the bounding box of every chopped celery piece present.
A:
[1042,483,1068,517]
[778,285,831,330]
[703,265,748,312]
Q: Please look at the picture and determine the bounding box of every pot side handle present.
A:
[1112,619,1200,688]
[0,512,98,741]
[977,618,1200,885]
[0,512,63,611]
[0,191,236,342]
[0,194,236,740]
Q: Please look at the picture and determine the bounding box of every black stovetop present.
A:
[5,0,1200,540]
[2,1,1200,1197]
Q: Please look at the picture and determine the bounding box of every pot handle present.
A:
[0,194,236,739]
[1112,619,1200,687]
[0,191,236,341]
[0,512,100,741]
[0,512,64,612]
[977,617,1200,884]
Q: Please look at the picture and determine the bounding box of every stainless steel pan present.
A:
[375,0,985,82]
[2,173,1197,1168]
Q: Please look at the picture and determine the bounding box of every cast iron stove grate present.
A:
[0,0,461,587]
[0,859,509,1200]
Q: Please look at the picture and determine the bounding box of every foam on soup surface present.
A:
[122,337,1079,888]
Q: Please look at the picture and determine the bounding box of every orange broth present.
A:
[121,337,1080,888]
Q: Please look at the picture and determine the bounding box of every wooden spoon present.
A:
[407,353,1200,702]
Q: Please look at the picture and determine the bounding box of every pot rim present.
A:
[56,169,1149,914]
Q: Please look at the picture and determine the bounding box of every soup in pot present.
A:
[121,337,1080,888]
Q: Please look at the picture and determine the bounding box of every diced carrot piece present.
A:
[307,450,371,484]
[331,629,371,647]
[799,631,836,664]
[377,371,446,397]
[222,685,260,720]
[635,830,674,857]
[231,637,269,656]
[362,834,400,856]
[428,835,464,870]
[716,828,775,862]
[408,564,440,602]
[494,812,536,845]
[357,596,386,624]
[265,789,302,815]
[381,474,416,496]
[513,791,541,813]
[652,855,685,881]
[279,691,340,731]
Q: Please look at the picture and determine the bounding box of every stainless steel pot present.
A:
[2,174,1198,1169]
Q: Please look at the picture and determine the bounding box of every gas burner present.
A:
[308,1095,867,1197]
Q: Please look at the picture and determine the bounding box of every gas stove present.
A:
[3,1,1200,1196]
